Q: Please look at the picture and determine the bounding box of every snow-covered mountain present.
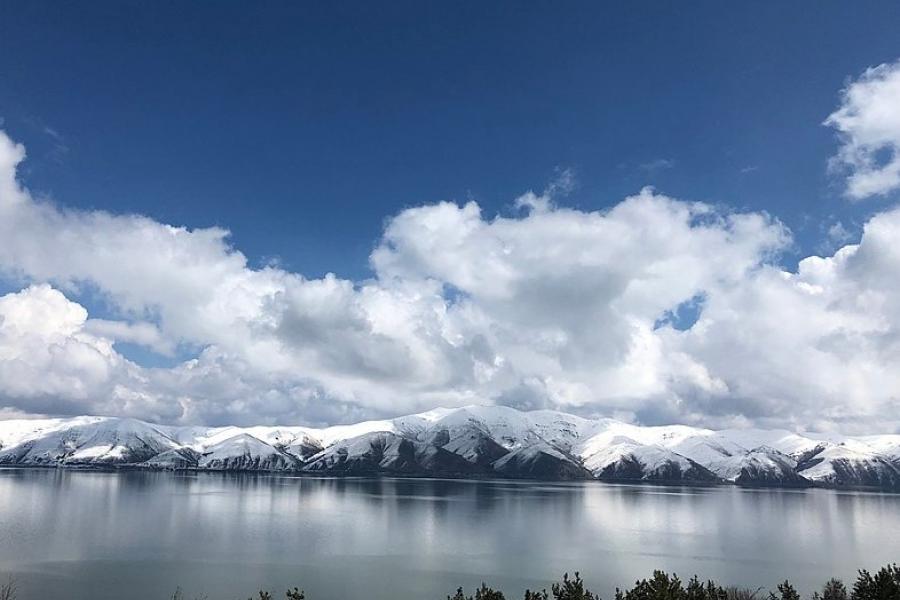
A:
[492,441,591,480]
[302,431,482,476]
[579,435,718,483]
[0,417,180,465]
[1,406,899,490]
[196,434,300,471]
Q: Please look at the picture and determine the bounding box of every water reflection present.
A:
[0,469,898,600]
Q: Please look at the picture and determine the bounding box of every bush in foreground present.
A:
[2,564,899,600]
[437,566,899,600]
[255,565,898,600]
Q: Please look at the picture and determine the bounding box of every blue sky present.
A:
[2,1,899,281]
[2,3,900,428]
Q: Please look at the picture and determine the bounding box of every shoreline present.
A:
[2,464,897,494]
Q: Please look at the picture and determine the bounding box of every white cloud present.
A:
[371,189,788,416]
[825,59,900,199]
[0,129,798,427]
[83,319,174,356]
[662,208,900,432]
[0,284,120,406]
[1,56,900,432]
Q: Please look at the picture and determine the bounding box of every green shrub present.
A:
[248,589,305,600]
[812,578,848,600]
[614,571,727,600]
[851,564,900,600]
[448,583,506,600]
[768,581,799,600]
[7,562,900,600]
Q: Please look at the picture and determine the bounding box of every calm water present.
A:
[0,469,898,600]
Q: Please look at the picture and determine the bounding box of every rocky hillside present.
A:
[1,407,899,490]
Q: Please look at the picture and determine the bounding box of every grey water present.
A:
[0,469,898,600]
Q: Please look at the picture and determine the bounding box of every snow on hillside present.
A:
[855,435,900,461]
[579,435,716,482]
[1,406,899,490]
[714,428,828,457]
[796,443,900,487]
[302,431,480,475]
[491,440,590,480]
[0,417,179,465]
[704,447,805,485]
[197,434,298,471]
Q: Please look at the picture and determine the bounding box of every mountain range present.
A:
[1,405,899,491]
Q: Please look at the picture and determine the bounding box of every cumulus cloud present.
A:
[371,190,788,417]
[661,218,900,431]
[0,128,798,427]
[825,59,900,199]
[83,319,174,356]
[0,284,120,408]
[1,56,900,432]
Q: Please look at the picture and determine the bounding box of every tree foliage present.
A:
[248,589,305,600]
[552,573,597,600]
[5,564,900,600]
[769,581,800,600]
[614,571,727,600]
[851,564,900,600]
[0,577,15,600]
[812,579,848,600]
[448,583,506,600]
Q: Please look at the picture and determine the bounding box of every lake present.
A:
[0,469,898,600]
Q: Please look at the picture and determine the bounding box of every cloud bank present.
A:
[1,59,899,431]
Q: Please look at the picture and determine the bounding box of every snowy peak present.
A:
[492,440,591,480]
[1,407,899,490]
[424,424,510,467]
[197,433,299,471]
[302,431,482,476]
[0,417,179,465]
[579,436,717,483]
[796,443,900,488]
[706,447,806,486]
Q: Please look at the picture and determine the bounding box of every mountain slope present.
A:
[796,443,900,488]
[492,441,591,480]
[301,431,482,476]
[197,434,299,471]
[706,447,808,486]
[0,417,180,465]
[580,436,718,483]
[1,407,898,490]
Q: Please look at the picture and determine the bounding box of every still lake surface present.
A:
[0,469,898,600]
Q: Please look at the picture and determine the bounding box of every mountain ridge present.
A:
[2,406,899,490]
